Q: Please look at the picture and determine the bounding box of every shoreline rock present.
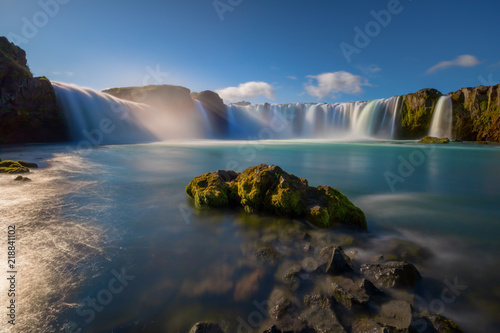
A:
[0,159,38,174]
[186,164,367,229]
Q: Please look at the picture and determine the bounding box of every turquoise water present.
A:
[1,141,499,332]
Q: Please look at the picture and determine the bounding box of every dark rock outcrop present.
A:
[0,36,68,144]
[319,246,354,275]
[397,88,442,139]
[185,164,367,229]
[451,84,500,141]
[360,261,422,289]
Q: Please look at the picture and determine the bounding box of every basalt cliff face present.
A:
[396,84,500,141]
[450,84,500,141]
[396,88,442,139]
[0,37,68,144]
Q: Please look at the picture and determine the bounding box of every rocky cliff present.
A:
[450,84,500,141]
[103,85,194,115]
[0,36,68,144]
[396,88,442,139]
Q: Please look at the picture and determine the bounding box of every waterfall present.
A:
[52,82,207,144]
[52,82,406,143]
[429,96,453,139]
[194,100,213,138]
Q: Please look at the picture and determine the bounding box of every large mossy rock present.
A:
[0,36,68,144]
[186,164,367,229]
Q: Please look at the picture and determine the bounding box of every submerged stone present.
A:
[360,261,422,290]
[418,136,450,144]
[300,294,346,333]
[319,246,354,275]
[186,164,367,229]
[189,322,225,333]
[412,311,463,333]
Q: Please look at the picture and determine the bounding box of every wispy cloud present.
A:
[489,60,500,69]
[216,81,275,101]
[304,71,370,99]
[52,71,74,77]
[358,65,381,74]
[287,75,298,80]
[426,55,480,74]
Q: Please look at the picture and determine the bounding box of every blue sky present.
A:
[1,0,500,103]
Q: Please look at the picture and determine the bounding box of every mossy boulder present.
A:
[0,160,36,174]
[185,170,239,208]
[186,164,367,229]
[418,136,450,144]
[308,186,366,229]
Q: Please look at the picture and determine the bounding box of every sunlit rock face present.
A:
[0,37,68,144]
[103,84,195,116]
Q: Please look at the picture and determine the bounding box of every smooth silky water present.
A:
[1,141,499,333]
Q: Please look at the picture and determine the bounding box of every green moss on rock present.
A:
[396,89,442,139]
[185,170,240,208]
[418,136,450,144]
[0,160,33,174]
[186,164,367,230]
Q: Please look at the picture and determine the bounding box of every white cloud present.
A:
[358,65,381,74]
[287,76,298,80]
[304,71,370,99]
[489,60,500,68]
[216,81,275,101]
[426,55,480,74]
[52,71,74,77]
